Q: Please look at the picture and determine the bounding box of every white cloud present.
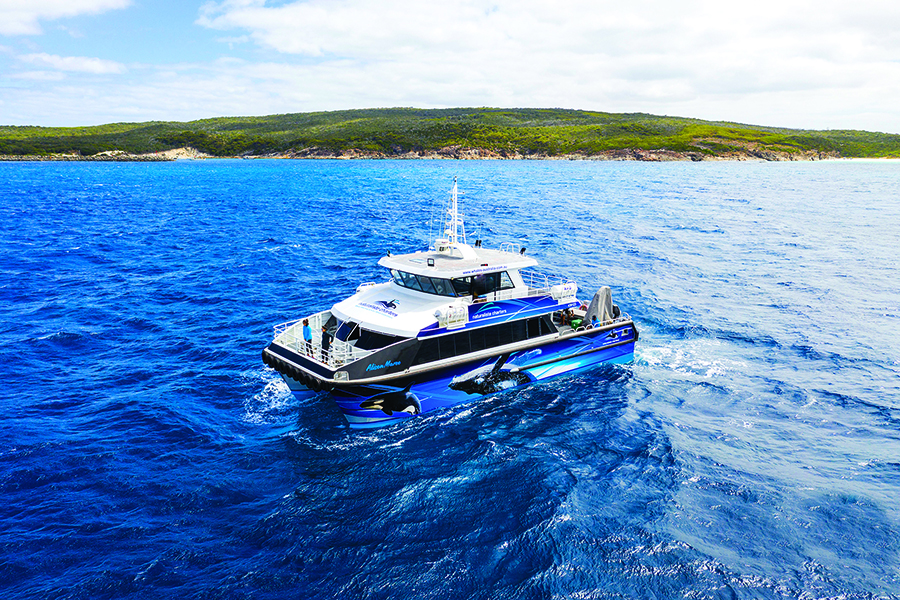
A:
[2,54,899,132]
[189,0,900,132]
[20,52,126,74]
[3,0,900,131]
[12,70,67,81]
[0,0,131,35]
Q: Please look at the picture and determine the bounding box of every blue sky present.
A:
[2,0,899,132]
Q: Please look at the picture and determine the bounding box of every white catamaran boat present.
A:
[262,178,638,428]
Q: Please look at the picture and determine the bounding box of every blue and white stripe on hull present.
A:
[284,329,636,428]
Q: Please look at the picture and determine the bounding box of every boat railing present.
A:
[273,318,303,339]
[468,269,577,303]
[499,241,519,254]
[272,311,374,368]
[518,268,577,297]
[487,288,519,302]
[558,311,633,334]
[324,337,374,367]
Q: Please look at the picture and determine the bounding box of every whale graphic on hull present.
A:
[449,354,532,396]
[359,382,422,416]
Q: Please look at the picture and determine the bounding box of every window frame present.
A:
[411,316,559,366]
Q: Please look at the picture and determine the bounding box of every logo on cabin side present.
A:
[358,299,399,318]
[472,302,508,321]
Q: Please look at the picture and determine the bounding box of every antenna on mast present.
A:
[444,176,467,247]
[435,177,476,259]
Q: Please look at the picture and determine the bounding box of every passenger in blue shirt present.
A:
[591,315,599,328]
[302,319,312,356]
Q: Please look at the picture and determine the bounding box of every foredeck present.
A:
[272,311,374,368]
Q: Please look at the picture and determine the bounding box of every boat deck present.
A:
[272,311,369,368]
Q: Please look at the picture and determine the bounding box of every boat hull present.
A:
[283,324,636,428]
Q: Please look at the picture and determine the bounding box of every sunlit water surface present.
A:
[1,159,899,599]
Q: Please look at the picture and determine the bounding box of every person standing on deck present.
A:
[302,319,312,356]
[321,325,333,364]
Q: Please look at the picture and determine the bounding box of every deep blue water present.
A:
[2,158,899,599]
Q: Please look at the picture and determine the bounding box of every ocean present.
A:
[1,158,899,599]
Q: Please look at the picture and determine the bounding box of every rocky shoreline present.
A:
[0,147,212,162]
[1,145,842,162]
[277,145,841,161]
[0,153,174,162]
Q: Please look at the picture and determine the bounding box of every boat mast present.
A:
[445,177,467,247]
[433,177,477,259]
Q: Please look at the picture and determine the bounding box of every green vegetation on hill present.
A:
[2,108,899,159]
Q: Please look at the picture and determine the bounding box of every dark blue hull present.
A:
[288,323,637,428]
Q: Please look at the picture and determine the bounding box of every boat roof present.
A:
[331,282,460,338]
[378,245,538,279]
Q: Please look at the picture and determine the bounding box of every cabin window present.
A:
[336,320,360,342]
[438,336,456,359]
[356,328,405,351]
[481,324,501,349]
[451,277,471,296]
[390,269,515,298]
[511,319,527,341]
[390,270,457,297]
[399,270,422,291]
[414,338,440,364]
[540,314,557,335]
[453,271,515,297]
[416,275,437,294]
[454,331,471,355]
[473,276,485,296]
[469,327,487,353]
[411,316,558,365]
[527,318,541,339]
[431,277,454,296]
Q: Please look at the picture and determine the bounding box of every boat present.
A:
[261,178,638,428]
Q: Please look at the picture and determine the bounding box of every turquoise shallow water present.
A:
[1,159,899,599]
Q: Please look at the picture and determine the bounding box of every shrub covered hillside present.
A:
[2,108,899,159]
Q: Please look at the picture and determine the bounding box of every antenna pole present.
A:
[445,176,466,247]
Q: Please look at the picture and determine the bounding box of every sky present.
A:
[1,0,898,132]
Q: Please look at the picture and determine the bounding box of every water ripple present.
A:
[2,159,899,599]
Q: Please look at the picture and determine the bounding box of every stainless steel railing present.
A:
[272,310,374,367]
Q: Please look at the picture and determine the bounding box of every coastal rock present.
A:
[266,144,840,162]
[1,143,842,163]
[0,152,173,162]
[150,147,212,160]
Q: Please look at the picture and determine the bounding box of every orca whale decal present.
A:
[359,382,421,416]
[449,353,532,395]
[376,299,398,310]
